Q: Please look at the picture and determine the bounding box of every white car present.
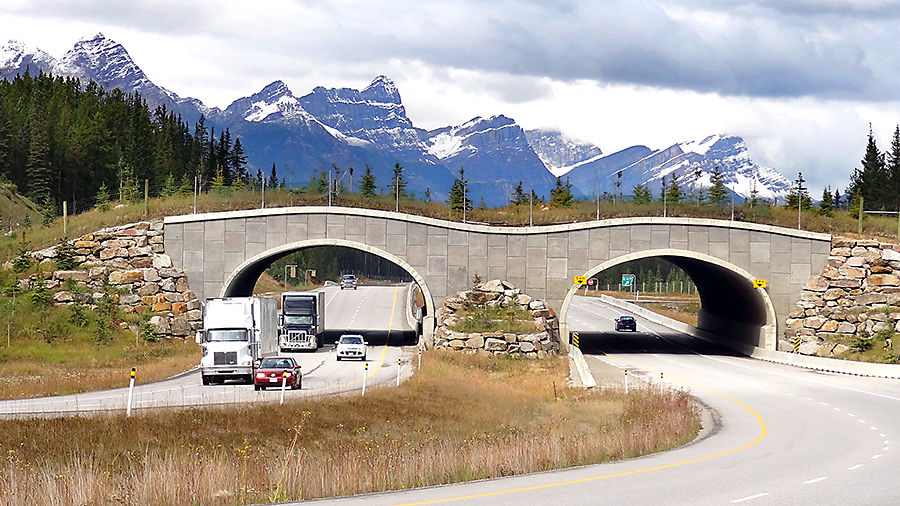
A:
[336,334,367,361]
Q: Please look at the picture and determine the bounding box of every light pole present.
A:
[284,264,297,286]
[529,191,533,227]
[462,182,467,223]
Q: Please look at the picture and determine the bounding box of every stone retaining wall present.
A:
[786,236,900,355]
[25,221,202,338]
[433,279,560,357]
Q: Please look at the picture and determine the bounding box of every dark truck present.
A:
[279,291,326,351]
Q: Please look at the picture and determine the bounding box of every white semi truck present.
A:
[279,291,326,351]
[197,296,278,385]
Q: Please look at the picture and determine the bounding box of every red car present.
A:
[253,356,302,391]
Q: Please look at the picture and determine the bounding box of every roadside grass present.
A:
[0,337,200,398]
[0,351,700,506]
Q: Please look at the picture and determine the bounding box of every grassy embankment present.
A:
[0,351,699,506]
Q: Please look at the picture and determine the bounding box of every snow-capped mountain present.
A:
[56,34,215,121]
[562,135,791,201]
[424,115,557,201]
[524,129,603,177]
[1,39,86,80]
[299,76,428,158]
[1,34,793,207]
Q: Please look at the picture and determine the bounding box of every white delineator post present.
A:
[126,368,136,417]
[397,358,401,386]
[280,371,287,405]
[624,369,629,394]
[362,363,368,396]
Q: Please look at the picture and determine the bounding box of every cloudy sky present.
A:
[3,0,900,195]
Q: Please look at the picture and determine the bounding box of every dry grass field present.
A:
[0,351,700,506]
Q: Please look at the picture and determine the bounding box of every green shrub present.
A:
[54,240,77,270]
[851,330,874,352]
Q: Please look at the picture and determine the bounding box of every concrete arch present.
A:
[220,238,436,327]
[560,249,777,351]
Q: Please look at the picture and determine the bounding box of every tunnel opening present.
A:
[563,250,775,353]
[222,241,433,347]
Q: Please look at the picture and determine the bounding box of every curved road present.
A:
[0,285,416,417]
[285,295,900,506]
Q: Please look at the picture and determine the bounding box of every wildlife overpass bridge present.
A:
[164,207,831,352]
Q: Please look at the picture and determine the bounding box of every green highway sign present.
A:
[621,274,635,287]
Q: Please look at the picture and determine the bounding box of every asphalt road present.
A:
[283,295,900,506]
[0,285,416,417]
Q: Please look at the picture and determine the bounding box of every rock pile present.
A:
[434,279,560,357]
[786,237,900,355]
[24,221,202,339]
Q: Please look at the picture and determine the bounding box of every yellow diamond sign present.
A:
[574,276,587,285]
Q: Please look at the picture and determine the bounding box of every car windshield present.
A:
[260,358,293,368]
[340,336,363,345]
[206,329,249,342]
[619,316,634,321]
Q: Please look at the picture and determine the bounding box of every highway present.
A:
[289,295,900,506]
[0,285,416,417]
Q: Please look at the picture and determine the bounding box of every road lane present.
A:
[0,285,415,417]
[287,295,900,506]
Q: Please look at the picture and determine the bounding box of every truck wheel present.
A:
[202,376,211,386]
[254,385,260,391]
[336,356,342,361]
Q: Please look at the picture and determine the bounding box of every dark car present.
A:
[253,356,301,391]
[615,315,637,332]
[340,274,358,290]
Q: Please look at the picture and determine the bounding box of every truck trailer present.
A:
[197,296,278,385]
[279,291,326,351]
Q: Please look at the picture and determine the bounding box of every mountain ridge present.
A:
[0,34,791,206]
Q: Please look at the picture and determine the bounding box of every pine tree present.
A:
[360,164,376,197]
[818,186,834,217]
[887,125,900,210]
[268,163,278,190]
[448,167,472,212]
[549,177,574,208]
[231,138,248,184]
[786,172,811,210]
[631,183,652,204]
[848,125,889,209]
[26,102,52,203]
[708,166,728,204]
[666,174,683,203]
[389,162,407,200]
[511,181,527,206]
[96,183,110,211]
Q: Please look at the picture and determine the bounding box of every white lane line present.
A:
[803,477,828,485]
[848,464,864,471]
[880,433,886,438]
[833,407,842,412]
[787,392,797,396]
[731,493,770,503]
[884,447,890,451]
[848,413,856,418]
[805,397,814,401]
[871,426,879,431]
[872,454,881,459]
[858,419,867,424]
[820,402,829,406]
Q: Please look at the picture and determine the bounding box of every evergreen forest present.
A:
[0,70,249,215]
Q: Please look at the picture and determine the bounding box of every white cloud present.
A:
[3,0,900,196]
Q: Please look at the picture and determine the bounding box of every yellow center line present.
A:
[388,349,767,506]
[306,286,398,393]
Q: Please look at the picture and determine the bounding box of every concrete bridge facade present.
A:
[163,207,832,351]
